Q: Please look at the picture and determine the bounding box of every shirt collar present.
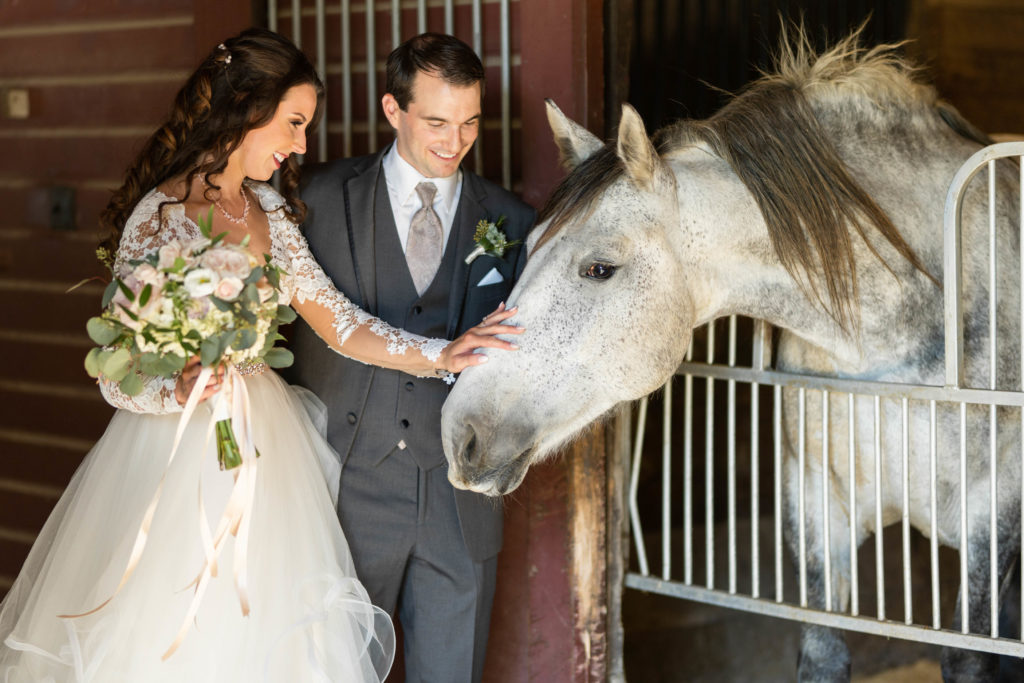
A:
[383,143,461,212]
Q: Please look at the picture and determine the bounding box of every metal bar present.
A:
[902,397,912,625]
[662,379,672,581]
[728,316,738,594]
[315,0,327,161]
[823,390,832,611]
[799,388,807,608]
[366,0,377,151]
[944,143,1024,387]
[774,385,783,602]
[417,0,426,33]
[392,0,400,47]
[341,0,352,157]
[961,402,969,633]
[706,323,716,590]
[292,0,302,46]
[674,362,1024,408]
[445,0,454,34]
[629,397,650,577]
[269,0,278,31]
[624,574,1024,658]
[499,0,511,189]
[931,400,940,630]
[684,340,694,585]
[988,159,999,638]
[849,393,859,617]
[875,396,885,621]
[472,0,483,174]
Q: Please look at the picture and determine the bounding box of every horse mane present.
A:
[538,25,952,332]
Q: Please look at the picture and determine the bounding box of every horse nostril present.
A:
[463,428,478,464]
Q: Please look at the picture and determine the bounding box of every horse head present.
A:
[441,101,693,495]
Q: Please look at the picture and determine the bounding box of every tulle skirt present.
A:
[0,371,394,682]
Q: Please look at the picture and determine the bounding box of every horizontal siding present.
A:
[0,1,209,601]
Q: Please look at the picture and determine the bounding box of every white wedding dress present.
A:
[0,182,450,682]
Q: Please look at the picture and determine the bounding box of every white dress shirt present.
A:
[382,144,463,253]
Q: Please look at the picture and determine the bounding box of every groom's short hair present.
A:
[385,32,485,110]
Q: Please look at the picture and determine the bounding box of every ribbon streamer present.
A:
[59,364,261,662]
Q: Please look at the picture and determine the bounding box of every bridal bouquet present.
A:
[85,208,296,469]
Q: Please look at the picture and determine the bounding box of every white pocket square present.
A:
[476,267,504,287]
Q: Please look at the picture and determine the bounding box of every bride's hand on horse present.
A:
[437,303,523,375]
[174,356,225,406]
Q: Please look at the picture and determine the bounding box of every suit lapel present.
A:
[342,148,389,314]
[446,171,488,337]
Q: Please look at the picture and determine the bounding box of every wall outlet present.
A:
[49,186,76,231]
[4,89,29,119]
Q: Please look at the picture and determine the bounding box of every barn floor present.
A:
[622,518,1023,681]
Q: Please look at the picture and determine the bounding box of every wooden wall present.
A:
[0,0,252,594]
[907,0,1024,136]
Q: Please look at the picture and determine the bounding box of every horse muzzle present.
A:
[443,421,535,496]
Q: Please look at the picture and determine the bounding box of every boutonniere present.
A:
[464,215,521,265]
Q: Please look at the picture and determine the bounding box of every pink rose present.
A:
[213,276,244,301]
[157,240,183,270]
[200,247,231,273]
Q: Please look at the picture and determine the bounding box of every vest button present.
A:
[412,305,423,315]
[405,381,414,392]
[400,419,410,429]
[346,412,357,425]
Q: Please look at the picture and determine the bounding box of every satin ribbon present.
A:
[59,363,260,661]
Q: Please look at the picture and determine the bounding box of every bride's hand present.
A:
[174,356,224,406]
[437,303,524,375]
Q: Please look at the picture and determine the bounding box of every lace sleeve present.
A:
[268,206,452,380]
[98,191,200,414]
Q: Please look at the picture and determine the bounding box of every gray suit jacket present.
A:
[284,146,534,560]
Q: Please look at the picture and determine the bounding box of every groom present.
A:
[286,33,534,682]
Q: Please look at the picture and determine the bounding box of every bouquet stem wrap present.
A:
[59,363,260,660]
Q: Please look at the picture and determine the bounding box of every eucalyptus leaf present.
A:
[101,280,118,308]
[200,337,221,366]
[210,296,233,312]
[264,267,280,289]
[138,283,152,307]
[86,317,120,346]
[84,347,103,378]
[263,348,294,369]
[119,369,145,396]
[232,328,257,351]
[243,266,264,285]
[276,305,296,324]
[101,347,133,382]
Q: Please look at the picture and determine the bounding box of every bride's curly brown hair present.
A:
[99,28,325,259]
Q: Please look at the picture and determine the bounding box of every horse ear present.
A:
[616,103,661,189]
[546,99,604,170]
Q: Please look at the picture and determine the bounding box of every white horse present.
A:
[442,30,1022,681]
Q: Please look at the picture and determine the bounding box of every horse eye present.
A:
[584,262,617,280]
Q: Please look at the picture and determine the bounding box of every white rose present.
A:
[222,249,254,279]
[214,276,244,301]
[183,268,219,298]
[201,247,231,273]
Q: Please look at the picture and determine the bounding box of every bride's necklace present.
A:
[214,188,250,226]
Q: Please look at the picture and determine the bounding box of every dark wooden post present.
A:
[483,0,616,680]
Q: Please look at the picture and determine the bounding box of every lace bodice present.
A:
[100,182,451,414]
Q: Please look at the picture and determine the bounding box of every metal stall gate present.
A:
[265,0,517,190]
[626,142,1024,662]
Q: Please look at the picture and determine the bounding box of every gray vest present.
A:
[348,179,459,470]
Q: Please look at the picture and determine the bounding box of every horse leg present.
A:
[786,461,854,682]
[941,508,1021,681]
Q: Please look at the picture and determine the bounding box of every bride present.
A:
[0,28,520,682]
